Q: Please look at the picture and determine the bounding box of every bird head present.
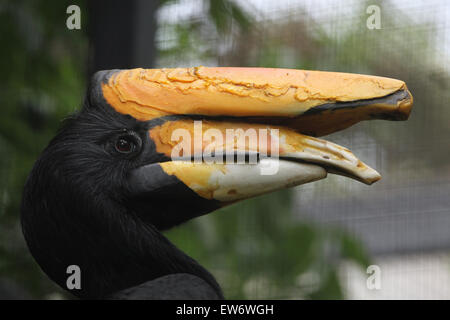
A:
[21,67,412,298]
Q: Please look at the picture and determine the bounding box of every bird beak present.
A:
[95,67,413,205]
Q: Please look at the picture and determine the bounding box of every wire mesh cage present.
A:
[156,0,450,299]
[0,0,449,299]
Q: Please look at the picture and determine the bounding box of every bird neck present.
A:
[22,164,222,299]
[91,209,224,299]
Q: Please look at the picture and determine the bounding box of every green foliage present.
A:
[158,0,449,300]
[166,191,372,299]
[208,0,251,33]
[159,0,375,299]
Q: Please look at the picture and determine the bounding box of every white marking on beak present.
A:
[206,159,327,202]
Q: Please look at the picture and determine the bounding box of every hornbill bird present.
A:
[21,67,413,299]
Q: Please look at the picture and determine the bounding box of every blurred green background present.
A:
[0,0,449,299]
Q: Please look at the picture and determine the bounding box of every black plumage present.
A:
[109,274,221,300]
[21,89,224,299]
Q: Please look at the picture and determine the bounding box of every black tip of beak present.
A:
[303,88,413,121]
[88,69,121,107]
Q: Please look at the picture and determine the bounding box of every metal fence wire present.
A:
[156,0,450,299]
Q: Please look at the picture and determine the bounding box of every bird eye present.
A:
[115,136,136,154]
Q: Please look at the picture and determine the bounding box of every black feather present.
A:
[21,85,224,299]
